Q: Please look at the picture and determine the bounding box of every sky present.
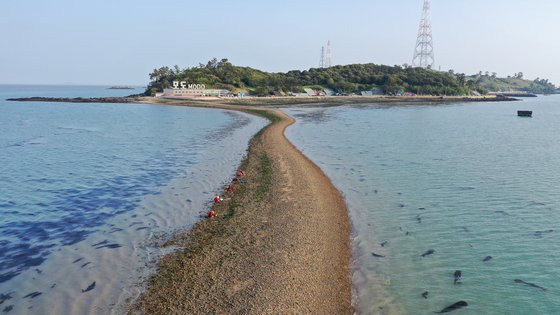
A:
[1,0,559,86]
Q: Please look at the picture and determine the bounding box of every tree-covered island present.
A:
[146,58,557,97]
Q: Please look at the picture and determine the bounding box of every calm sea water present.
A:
[0,85,266,314]
[285,96,560,314]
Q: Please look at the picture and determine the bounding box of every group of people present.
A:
[208,170,246,218]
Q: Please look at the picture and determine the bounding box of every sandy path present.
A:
[253,109,352,312]
[133,104,352,314]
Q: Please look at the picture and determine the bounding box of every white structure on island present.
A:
[162,81,232,98]
[319,40,333,68]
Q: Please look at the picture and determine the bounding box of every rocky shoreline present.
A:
[6,94,519,106]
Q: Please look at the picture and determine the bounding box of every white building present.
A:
[163,88,231,97]
[162,81,232,98]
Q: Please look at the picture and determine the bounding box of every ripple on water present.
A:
[0,94,267,314]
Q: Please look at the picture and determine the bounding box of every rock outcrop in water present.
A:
[82,281,96,293]
[514,279,547,291]
[454,270,462,284]
[436,301,468,313]
[421,249,435,257]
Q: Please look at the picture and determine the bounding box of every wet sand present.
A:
[132,103,353,313]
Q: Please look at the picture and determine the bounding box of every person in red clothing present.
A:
[225,184,234,193]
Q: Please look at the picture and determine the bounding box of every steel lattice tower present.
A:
[412,0,435,68]
[326,40,332,67]
[319,46,326,68]
[319,41,332,68]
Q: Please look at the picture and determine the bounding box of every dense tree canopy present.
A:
[467,74,557,94]
[146,58,551,96]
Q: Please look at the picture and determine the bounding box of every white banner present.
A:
[172,81,206,90]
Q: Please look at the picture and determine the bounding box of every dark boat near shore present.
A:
[518,110,533,117]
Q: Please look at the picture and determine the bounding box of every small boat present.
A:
[517,110,532,117]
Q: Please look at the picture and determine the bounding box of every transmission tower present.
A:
[319,46,326,68]
[319,41,332,68]
[412,0,435,68]
[326,40,332,67]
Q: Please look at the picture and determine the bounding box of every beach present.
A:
[132,104,353,313]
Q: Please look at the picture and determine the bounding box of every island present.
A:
[107,86,135,90]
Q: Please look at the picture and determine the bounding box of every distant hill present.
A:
[467,73,557,94]
[146,58,487,97]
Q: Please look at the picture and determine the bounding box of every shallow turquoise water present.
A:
[285,96,560,314]
[0,85,266,313]
[0,87,229,282]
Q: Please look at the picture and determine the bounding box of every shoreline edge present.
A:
[130,101,354,314]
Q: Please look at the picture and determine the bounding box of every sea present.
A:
[284,95,560,314]
[0,85,267,314]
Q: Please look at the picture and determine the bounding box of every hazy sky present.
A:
[1,0,559,85]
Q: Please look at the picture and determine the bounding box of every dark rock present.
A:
[82,281,96,293]
[421,249,435,257]
[22,292,41,299]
